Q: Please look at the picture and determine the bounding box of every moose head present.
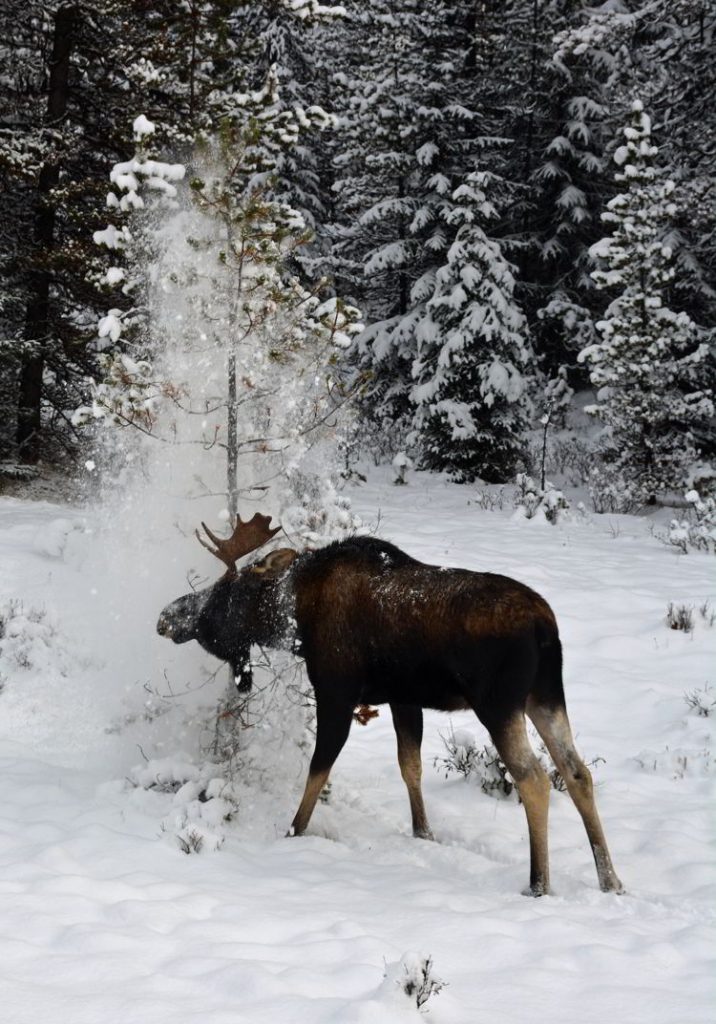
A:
[156,512,296,690]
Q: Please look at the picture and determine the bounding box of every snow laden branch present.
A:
[73,115,185,431]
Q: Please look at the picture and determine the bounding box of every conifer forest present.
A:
[0,1,713,503]
[1,7,715,1022]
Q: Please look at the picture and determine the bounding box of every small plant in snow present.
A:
[684,684,715,717]
[469,486,506,511]
[129,757,240,853]
[587,466,643,515]
[634,745,714,779]
[513,473,570,524]
[392,451,412,485]
[534,740,605,792]
[699,601,715,628]
[383,952,445,1011]
[667,491,716,555]
[434,727,514,797]
[176,828,205,855]
[666,602,695,633]
[0,601,58,671]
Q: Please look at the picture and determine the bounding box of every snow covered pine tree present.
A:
[579,101,713,501]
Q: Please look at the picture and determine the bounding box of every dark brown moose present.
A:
[157,513,623,896]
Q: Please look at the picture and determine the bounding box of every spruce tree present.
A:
[579,101,713,499]
[411,172,530,482]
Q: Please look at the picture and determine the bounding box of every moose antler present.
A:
[196,512,281,575]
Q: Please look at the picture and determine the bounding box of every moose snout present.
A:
[156,612,174,638]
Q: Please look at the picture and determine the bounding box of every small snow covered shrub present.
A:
[667,491,716,555]
[129,757,240,853]
[587,466,643,514]
[634,745,714,779]
[0,601,57,671]
[177,829,205,855]
[383,953,445,1011]
[545,436,594,487]
[699,601,715,628]
[392,451,413,485]
[684,684,715,717]
[534,740,605,792]
[513,473,569,524]
[434,727,514,797]
[469,486,506,511]
[666,602,694,633]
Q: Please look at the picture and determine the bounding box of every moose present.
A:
[157,513,623,896]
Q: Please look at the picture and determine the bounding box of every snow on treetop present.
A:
[133,114,156,139]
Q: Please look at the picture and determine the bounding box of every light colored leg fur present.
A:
[527,698,623,893]
[494,713,552,896]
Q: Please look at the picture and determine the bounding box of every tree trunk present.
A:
[227,350,238,518]
[17,5,78,462]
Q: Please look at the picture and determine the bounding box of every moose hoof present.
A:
[600,878,626,895]
[414,828,435,841]
[522,881,549,898]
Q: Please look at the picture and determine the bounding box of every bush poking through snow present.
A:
[513,473,569,524]
[634,745,714,779]
[392,451,413,485]
[129,757,239,853]
[435,725,605,797]
[667,491,716,555]
[469,486,506,511]
[684,684,715,718]
[699,602,715,628]
[176,829,205,855]
[382,952,445,1011]
[587,467,643,515]
[0,601,58,672]
[666,602,695,633]
[434,727,514,797]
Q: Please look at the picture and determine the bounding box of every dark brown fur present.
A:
[157,535,622,895]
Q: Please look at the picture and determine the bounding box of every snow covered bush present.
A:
[0,602,58,672]
[665,602,694,633]
[684,684,715,718]
[667,490,716,555]
[587,465,643,515]
[392,451,412,485]
[434,727,514,798]
[129,756,240,854]
[634,746,714,780]
[579,101,713,502]
[528,435,594,488]
[381,952,445,1011]
[513,473,570,524]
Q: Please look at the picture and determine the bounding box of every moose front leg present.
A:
[390,703,434,840]
[289,698,354,837]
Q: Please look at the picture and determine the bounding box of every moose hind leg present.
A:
[289,699,354,837]
[390,704,433,840]
[490,712,552,896]
[527,698,623,893]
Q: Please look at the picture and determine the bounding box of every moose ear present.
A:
[250,547,298,576]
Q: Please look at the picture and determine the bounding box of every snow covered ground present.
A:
[1,470,714,1023]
